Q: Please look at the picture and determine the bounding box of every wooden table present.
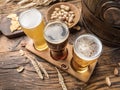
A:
[0,0,120,90]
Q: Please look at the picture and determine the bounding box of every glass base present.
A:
[34,43,48,51]
[71,60,89,73]
[50,48,68,60]
[76,66,88,73]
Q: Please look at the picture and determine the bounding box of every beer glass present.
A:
[72,34,102,73]
[44,21,69,60]
[19,8,48,51]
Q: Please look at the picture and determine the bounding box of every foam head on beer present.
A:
[44,21,69,44]
[74,34,102,61]
[19,8,42,29]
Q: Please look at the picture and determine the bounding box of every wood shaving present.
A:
[7,13,21,32]
[114,68,119,76]
[17,66,24,73]
[55,67,67,90]
[105,76,111,87]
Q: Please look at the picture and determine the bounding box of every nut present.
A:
[114,68,119,76]
[68,16,73,23]
[55,7,60,11]
[64,6,70,11]
[118,63,120,66]
[105,76,111,87]
[17,66,24,73]
[50,4,75,27]
[60,5,65,9]
[69,11,74,14]
[73,26,81,31]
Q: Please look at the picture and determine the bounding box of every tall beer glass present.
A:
[72,34,102,73]
[19,8,48,51]
[44,21,69,60]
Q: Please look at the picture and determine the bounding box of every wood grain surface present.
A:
[0,0,120,90]
[26,41,98,82]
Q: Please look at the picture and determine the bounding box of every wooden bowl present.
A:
[46,2,80,28]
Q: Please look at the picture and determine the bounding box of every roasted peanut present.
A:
[55,7,60,11]
[68,16,73,23]
[60,5,65,9]
[64,6,70,11]
[50,4,75,27]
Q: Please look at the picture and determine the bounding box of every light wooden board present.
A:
[26,40,97,82]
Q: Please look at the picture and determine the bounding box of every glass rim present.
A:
[44,20,69,44]
[19,8,43,29]
[74,34,102,61]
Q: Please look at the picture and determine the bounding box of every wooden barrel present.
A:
[81,0,120,47]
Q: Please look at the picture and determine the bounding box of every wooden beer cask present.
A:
[81,0,120,47]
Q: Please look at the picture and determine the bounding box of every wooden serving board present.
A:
[26,40,97,82]
[0,14,24,39]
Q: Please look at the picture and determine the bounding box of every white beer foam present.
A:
[46,24,64,40]
[44,21,69,44]
[19,8,42,29]
[74,34,102,61]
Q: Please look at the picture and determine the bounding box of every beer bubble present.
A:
[74,34,102,61]
[77,37,98,57]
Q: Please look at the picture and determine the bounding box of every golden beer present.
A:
[44,21,69,60]
[72,34,102,73]
[19,8,48,51]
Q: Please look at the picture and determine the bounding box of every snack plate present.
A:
[26,40,97,82]
[46,2,80,28]
[0,14,24,38]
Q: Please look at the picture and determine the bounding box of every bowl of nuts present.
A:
[46,2,80,28]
